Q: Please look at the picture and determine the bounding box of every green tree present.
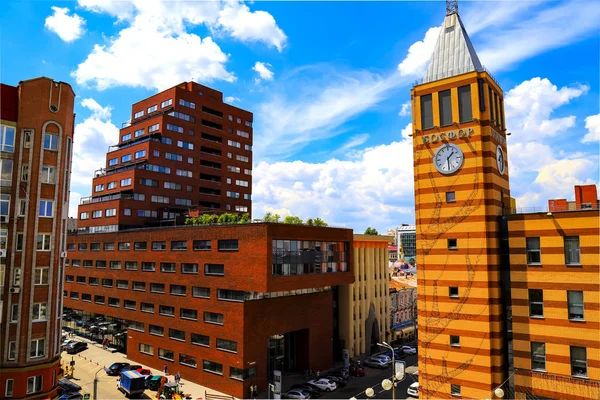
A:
[238,213,251,224]
[364,227,379,235]
[305,218,314,226]
[262,212,281,223]
[313,218,328,227]
[284,215,304,225]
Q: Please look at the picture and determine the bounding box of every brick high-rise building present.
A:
[1,77,75,398]
[77,81,253,233]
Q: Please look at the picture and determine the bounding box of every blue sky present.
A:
[2,0,599,233]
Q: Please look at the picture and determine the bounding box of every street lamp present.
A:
[365,387,375,397]
[377,342,396,400]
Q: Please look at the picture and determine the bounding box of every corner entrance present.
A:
[267,329,308,377]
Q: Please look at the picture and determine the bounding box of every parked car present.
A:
[136,368,153,376]
[61,339,77,351]
[104,362,130,376]
[364,357,390,368]
[66,342,88,354]
[325,376,347,388]
[289,384,322,398]
[407,382,419,397]
[57,378,81,395]
[121,364,143,373]
[330,369,349,380]
[284,389,311,399]
[373,354,392,363]
[307,379,337,392]
[58,393,83,400]
[384,349,401,358]
[145,375,165,391]
[349,364,366,377]
[401,346,417,355]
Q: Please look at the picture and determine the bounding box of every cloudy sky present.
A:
[2,0,599,233]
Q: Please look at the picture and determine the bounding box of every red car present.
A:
[349,365,366,377]
[135,368,152,376]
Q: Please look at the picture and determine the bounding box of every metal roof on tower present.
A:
[423,9,483,84]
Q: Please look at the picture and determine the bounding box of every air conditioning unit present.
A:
[9,287,20,294]
[0,216,8,223]
[60,252,67,258]
[0,249,6,257]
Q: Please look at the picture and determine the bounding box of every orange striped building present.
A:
[508,186,600,399]
[411,6,511,399]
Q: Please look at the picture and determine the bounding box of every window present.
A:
[191,333,209,347]
[10,304,18,322]
[134,110,144,119]
[107,181,117,189]
[118,242,130,251]
[526,237,541,264]
[181,263,198,274]
[44,133,59,150]
[1,125,15,152]
[180,308,197,320]
[169,328,185,340]
[141,302,154,313]
[151,195,169,204]
[96,260,106,269]
[235,205,248,213]
[449,287,458,298]
[171,284,187,296]
[134,242,147,251]
[27,375,43,394]
[65,275,75,283]
[226,191,240,198]
[227,139,241,148]
[82,293,91,302]
[571,346,587,377]
[203,360,222,374]
[204,312,224,325]
[134,129,144,138]
[158,348,174,361]
[161,99,173,108]
[124,207,131,216]
[218,289,245,302]
[110,261,121,270]
[32,303,47,321]
[90,243,100,251]
[446,191,456,203]
[161,263,176,273]
[230,367,257,381]
[18,199,26,216]
[150,325,164,336]
[20,164,29,182]
[124,300,136,310]
[216,338,237,353]
[39,200,54,217]
[147,104,157,113]
[133,281,146,291]
[78,243,88,251]
[34,268,49,285]
[420,94,433,129]
[122,133,132,142]
[450,335,460,347]
[193,240,211,251]
[236,130,250,139]
[450,384,461,397]
[152,241,167,251]
[16,233,23,250]
[151,283,165,293]
[108,158,118,166]
[164,182,182,190]
[89,277,99,285]
[41,166,56,184]
[79,212,89,220]
[117,280,128,289]
[564,236,580,265]
[83,260,93,268]
[166,152,183,161]
[128,321,144,332]
[91,210,102,219]
[37,234,51,251]
[108,297,120,307]
[193,287,210,298]
[235,178,249,186]
[567,291,584,320]
[171,240,188,251]
[447,238,457,250]
[175,198,192,206]
[531,342,546,371]
[205,264,224,276]
[176,169,193,177]
[458,85,473,122]
[529,289,544,317]
[0,194,9,216]
[102,278,113,287]
[135,150,146,159]
[120,178,131,187]
[228,166,241,173]
[161,137,172,145]
[5,378,14,397]
[438,90,453,126]
[142,262,156,271]
[139,343,154,355]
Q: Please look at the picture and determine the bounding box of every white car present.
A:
[402,346,417,355]
[364,357,390,368]
[284,389,311,399]
[407,382,419,397]
[307,378,337,392]
[373,354,392,363]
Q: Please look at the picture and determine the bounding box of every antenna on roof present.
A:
[446,0,458,16]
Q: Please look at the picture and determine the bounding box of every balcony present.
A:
[108,136,160,153]
[121,106,173,129]
[80,192,132,205]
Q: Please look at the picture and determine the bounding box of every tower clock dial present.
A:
[496,145,506,175]
[433,143,464,175]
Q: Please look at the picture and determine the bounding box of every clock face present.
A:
[496,145,506,175]
[433,143,464,175]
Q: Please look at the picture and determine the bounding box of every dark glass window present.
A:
[420,94,433,129]
[118,242,130,251]
[180,354,197,368]
[570,346,587,377]
[180,308,198,320]
[438,89,452,126]
[182,263,198,274]
[142,262,155,272]
[489,87,495,122]
[160,305,175,316]
[171,241,188,251]
[526,237,541,264]
[458,85,472,123]
[161,263,176,273]
[134,242,147,251]
[103,242,114,251]
[152,241,166,251]
[169,328,185,341]
[567,291,584,320]
[531,342,546,371]
[159,348,174,361]
[450,335,460,346]
[449,287,458,298]
[446,192,456,203]
[447,238,457,249]
[193,240,211,251]
[217,289,245,302]
[204,312,224,325]
[192,287,210,298]
[205,264,224,276]
[149,325,164,336]
[78,243,87,251]
[170,285,186,296]
[191,333,209,347]
[218,239,238,251]
[564,236,580,265]
[529,289,544,317]
[150,283,165,293]
[230,367,257,381]
[216,338,237,353]
[203,360,222,374]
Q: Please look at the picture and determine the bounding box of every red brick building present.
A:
[77,81,253,233]
[64,224,353,398]
[1,77,75,398]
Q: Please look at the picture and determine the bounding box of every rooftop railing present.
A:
[506,202,599,215]
[79,193,132,205]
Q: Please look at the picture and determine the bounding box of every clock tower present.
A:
[411,3,511,399]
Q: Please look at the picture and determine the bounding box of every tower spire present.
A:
[446,0,458,16]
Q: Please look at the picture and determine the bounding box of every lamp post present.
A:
[377,342,395,400]
[93,367,104,400]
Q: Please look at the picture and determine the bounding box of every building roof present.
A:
[423,12,483,84]
[397,225,416,232]
[390,275,417,289]
[353,234,392,242]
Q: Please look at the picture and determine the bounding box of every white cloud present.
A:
[339,134,369,153]
[397,26,440,77]
[224,96,240,103]
[69,192,82,218]
[80,98,113,120]
[74,0,286,91]
[582,114,600,143]
[252,62,274,83]
[45,6,86,42]
[398,101,411,117]
[504,77,588,143]
[217,2,287,51]
[253,124,415,231]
